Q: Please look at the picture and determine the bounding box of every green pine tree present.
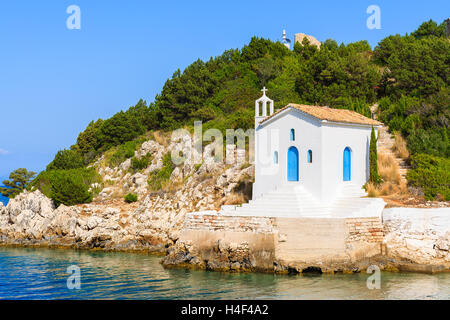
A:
[0,168,36,198]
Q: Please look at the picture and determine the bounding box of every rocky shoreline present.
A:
[0,135,256,253]
[0,191,178,253]
[1,191,449,274]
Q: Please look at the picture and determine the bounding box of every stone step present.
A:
[234,205,373,215]
[236,206,365,213]
[223,181,384,219]
[376,124,410,184]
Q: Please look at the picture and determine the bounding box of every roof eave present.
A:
[321,119,383,128]
[258,106,320,127]
[259,105,382,128]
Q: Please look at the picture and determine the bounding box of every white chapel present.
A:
[222,88,386,218]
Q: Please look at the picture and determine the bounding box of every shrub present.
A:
[388,116,403,133]
[407,154,450,201]
[109,141,138,167]
[130,154,152,172]
[378,153,401,185]
[401,114,421,136]
[32,168,100,207]
[147,153,175,191]
[47,149,84,171]
[407,128,449,158]
[365,182,379,198]
[124,193,138,203]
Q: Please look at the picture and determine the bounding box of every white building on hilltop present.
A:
[222,88,386,218]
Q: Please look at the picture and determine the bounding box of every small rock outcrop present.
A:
[294,33,321,48]
[163,239,257,272]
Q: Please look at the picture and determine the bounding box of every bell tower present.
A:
[255,87,274,128]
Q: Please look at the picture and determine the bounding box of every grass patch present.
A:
[392,132,410,159]
[109,141,139,167]
[147,153,175,191]
[194,162,203,172]
[378,153,401,184]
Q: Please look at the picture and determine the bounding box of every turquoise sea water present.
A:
[0,194,8,206]
[0,247,448,300]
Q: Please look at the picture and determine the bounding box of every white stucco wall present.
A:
[320,122,374,203]
[253,108,378,203]
[253,109,323,200]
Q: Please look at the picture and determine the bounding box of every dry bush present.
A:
[381,181,409,196]
[378,181,397,196]
[392,132,410,159]
[367,180,409,198]
[111,188,125,199]
[378,153,401,184]
[367,153,410,198]
[166,179,183,193]
[153,131,169,147]
[222,193,245,205]
[197,172,214,183]
[366,182,380,198]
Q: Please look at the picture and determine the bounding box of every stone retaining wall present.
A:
[166,214,386,273]
[164,213,277,272]
[184,213,276,234]
[345,217,384,243]
[344,217,384,262]
[164,209,449,273]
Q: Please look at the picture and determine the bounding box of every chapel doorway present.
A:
[343,147,352,181]
[287,146,299,181]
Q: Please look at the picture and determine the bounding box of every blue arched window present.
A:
[290,129,295,141]
[273,151,278,164]
[307,150,312,163]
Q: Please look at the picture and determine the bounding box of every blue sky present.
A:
[0,0,448,180]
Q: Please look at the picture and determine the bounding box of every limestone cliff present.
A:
[0,136,254,251]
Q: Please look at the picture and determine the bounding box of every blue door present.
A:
[287,146,299,181]
[343,147,351,181]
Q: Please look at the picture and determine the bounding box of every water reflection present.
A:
[0,247,448,300]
